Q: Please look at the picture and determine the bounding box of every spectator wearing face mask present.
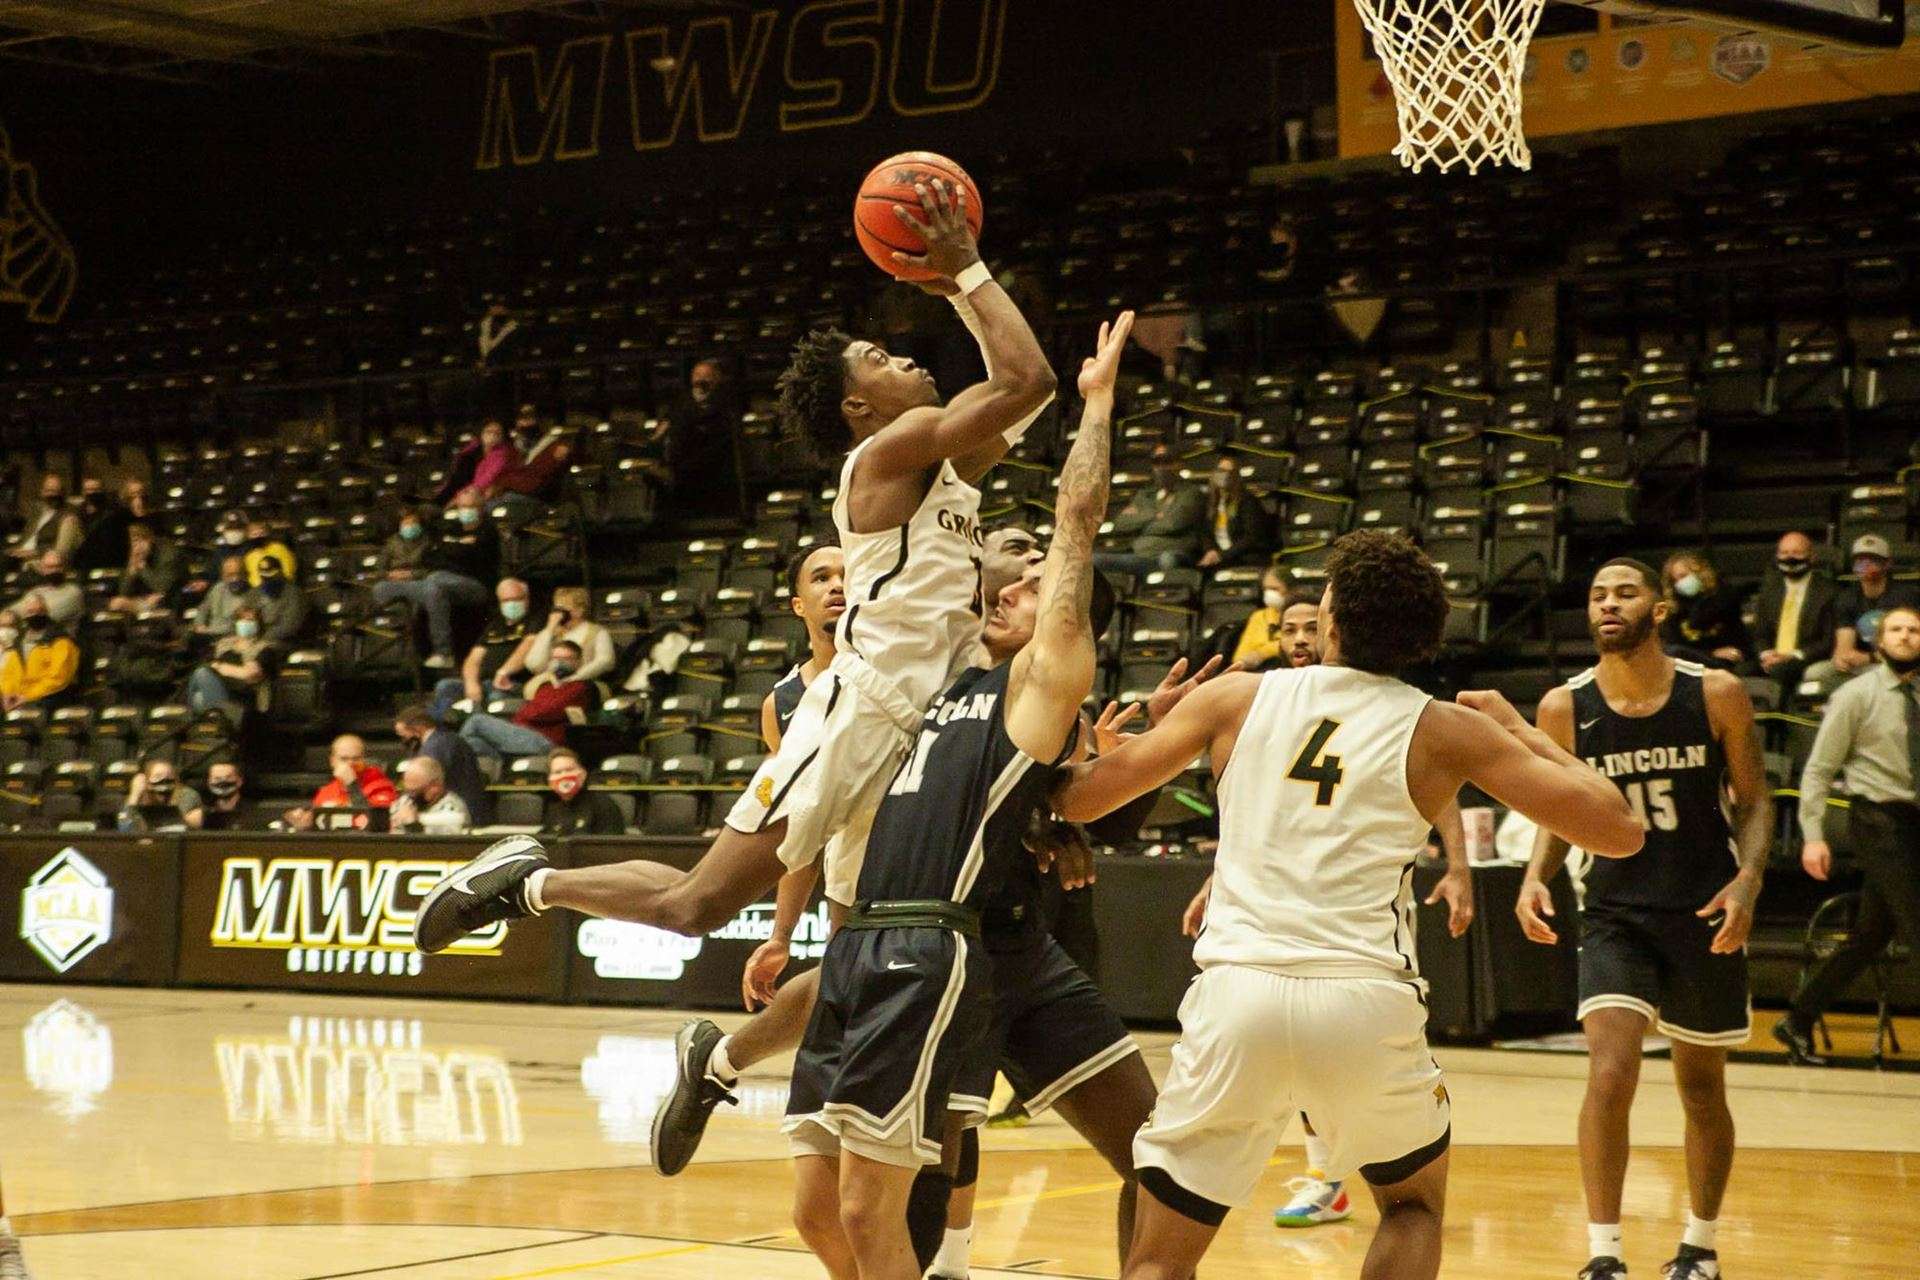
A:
[1094,443,1206,575]
[241,518,297,588]
[483,406,573,523]
[1658,550,1752,670]
[8,550,81,626]
[457,638,596,761]
[394,702,489,824]
[1200,573,1318,672]
[1802,535,1920,699]
[185,604,278,722]
[390,756,472,834]
[245,557,308,646]
[282,734,397,830]
[431,576,538,724]
[1749,530,1837,708]
[106,521,183,614]
[1196,458,1274,570]
[540,747,627,835]
[75,476,153,573]
[193,556,252,638]
[436,419,520,508]
[201,760,249,830]
[117,758,203,832]
[382,488,498,669]
[9,473,81,562]
[650,357,746,522]
[375,510,430,582]
[523,585,615,683]
[0,595,78,711]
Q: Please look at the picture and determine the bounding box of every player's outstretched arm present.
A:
[1004,313,1131,762]
[1430,689,1643,859]
[1052,673,1261,822]
[863,181,1056,481]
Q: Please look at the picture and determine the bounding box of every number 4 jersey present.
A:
[1569,659,1735,911]
[1197,665,1435,985]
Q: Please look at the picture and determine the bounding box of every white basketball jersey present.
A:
[831,438,985,708]
[1198,665,1435,984]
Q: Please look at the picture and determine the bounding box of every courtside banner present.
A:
[564,836,827,1009]
[0,834,180,984]
[175,834,565,999]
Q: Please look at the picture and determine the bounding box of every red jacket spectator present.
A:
[491,433,571,500]
[514,677,594,745]
[311,763,398,809]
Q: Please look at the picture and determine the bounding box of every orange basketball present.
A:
[854,151,985,282]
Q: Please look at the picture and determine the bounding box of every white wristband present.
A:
[953,260,992,296]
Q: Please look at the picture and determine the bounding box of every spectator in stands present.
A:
[7,549,81,627]
[395,702,488,825]
[116,758,203,832]
[431,576,536,724]
[106,521,182,614]
[1196,458,1274,569]
[651,357,745,522]
[1094,443,1205,574]
[0,595,77,710]
[9,473,80,563]
[435,419,518,507]
[458,637,594,761]
[75,476,152,572]
[192,556,251,638]
[1803,535,1920,698]
[1657,550,1751,669]
[378,487,496,669]
[540,747,627,835]
[374,509,430,582]
[185,604,275,723]
[484,408,572,522]
[1774,604,1920,1066]
[282,734,397,830]
[200,760,247,830]
[525,585,615,683]
[1750,530,1836,708]
[391,756,472,834]
[1200,575,1318,672]
[242,516,297,586]
[245,556,308,646]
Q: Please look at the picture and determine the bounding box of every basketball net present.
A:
[1352,0,1548,174]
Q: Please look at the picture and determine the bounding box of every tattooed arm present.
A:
[1003,312,1134,763]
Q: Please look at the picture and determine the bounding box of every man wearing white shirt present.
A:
[391,757,472,835]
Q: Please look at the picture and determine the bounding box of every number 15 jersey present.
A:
[1198,665,1435,985]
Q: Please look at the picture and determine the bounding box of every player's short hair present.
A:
[1324,531,1446,675]
[1882,603,1920,630]
[1594,557,1661,593]
[778,328,855,463]
[395,703,435,731]
[1281,590,1319,614]
[787,539,840,596]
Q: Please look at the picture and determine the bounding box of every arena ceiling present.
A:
[0,0,735,83]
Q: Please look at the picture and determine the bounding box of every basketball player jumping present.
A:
[413,177,1055,958]
[1179,586,1474,1235]
[1515,559,1770,1280]
[1052,530,1644,1280]
[782,311,1135,1280]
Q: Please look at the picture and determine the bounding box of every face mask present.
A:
[39,572,64,586]
[235,620,260,639]
[550,662,577,680]
[0,628,16,648]
[1881,650,1920,676]
[1262,588,1285,610]
[400,523,423,541]
[501,600,528,622]
[553,775,583,799]
[208,778,239,798]
[401,734,423,753]
[148,780,174,799]
[1674,573,1703,599]
[458,508,482,528]
[1154,468,1177,488]
[257,579,285,598]
[23,616,48,633]
[405,788,432,806]
[1776,558,1811,578]
[223,576,245,593]
[222,529,246,545]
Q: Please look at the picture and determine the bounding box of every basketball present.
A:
[853,150,984,282]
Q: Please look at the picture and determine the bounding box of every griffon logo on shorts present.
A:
[20,848,114,973]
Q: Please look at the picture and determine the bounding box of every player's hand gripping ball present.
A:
[854,150,984,283]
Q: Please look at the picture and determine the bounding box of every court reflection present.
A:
[214,1014,521,1146]
[580,1032,791,1145]
[23,997,113,1119]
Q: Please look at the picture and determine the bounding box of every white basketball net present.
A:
[1352,0,1547,174]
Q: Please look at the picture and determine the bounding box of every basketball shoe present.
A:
[1579,1258,1628,1278]
[1272,1173,1351,1227]
[412,835,548,954]
[1662,1245,1720,1278]
[650,1020,737,1177]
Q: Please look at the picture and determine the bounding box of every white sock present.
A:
[524,867,550,912]
[931,1225,972,1275]
[0,1215,12,1236]
[708,1035,738,1085]
[1683,1212,1718,1252]
[1303,1130,1332,1178]
[1589,1222,1623,1260]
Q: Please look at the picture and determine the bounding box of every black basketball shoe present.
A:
[1579,1258,1628,1279]
[412,834,549,954]
[650,1019,738,1177]
[1662,1245,1720,1279]
[1770,1017,1827,1066]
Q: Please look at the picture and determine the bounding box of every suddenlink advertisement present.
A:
[569,900,830,1005]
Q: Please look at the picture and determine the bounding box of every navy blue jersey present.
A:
[1571,659,1735,910]
[858,663,1075,911]
[770,664,808,740]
